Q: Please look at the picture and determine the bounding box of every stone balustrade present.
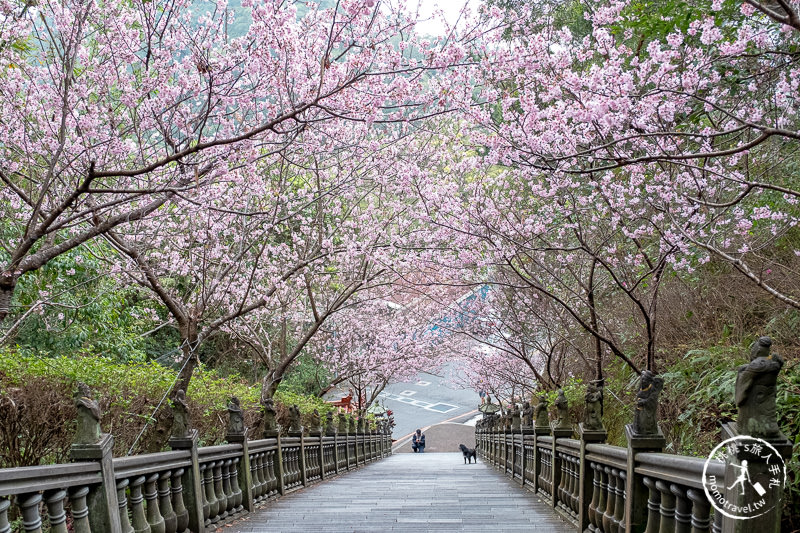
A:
[0,428,391,532]
[477,339,794,533]
[477,426,729,533]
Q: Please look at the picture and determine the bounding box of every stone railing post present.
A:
[225,429,253,513]
[170,429,205,533]
[625,370,666,533]
[578,423,607,532]
[295,427,307,487]
[70,433,121,533]
[274,429,286,495]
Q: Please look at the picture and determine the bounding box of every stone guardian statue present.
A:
[227,396,245,435]
[262,397,278,436]
[74,382,102,444]
[554,389,571,429]
[583,380,605,431]
[171,389,191,439]
[288,404,302,434]
[632,370,663,435]
[521,401,533,428]
[735,336,787,440]
[534,394,549,428]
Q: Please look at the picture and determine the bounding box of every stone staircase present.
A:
[226,452,573,532]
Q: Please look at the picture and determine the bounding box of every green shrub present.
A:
[0,348,335,465]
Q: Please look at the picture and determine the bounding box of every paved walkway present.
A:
[393,422,477,453]
[226,453,573,533]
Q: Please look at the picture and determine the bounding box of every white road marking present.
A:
[379,392,459,413]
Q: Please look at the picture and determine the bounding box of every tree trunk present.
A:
[0,272,17,323]
[173,321,199,397]
[261,374,280,402]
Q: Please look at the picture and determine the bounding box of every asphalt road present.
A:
[377,366,480,442]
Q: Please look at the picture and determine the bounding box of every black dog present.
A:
[459,443,477,464]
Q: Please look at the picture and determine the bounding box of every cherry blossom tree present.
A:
[0,0,475,324]
[309,294,441,410]
[467,0,800,310]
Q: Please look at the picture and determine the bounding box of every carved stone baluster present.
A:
[291,447,299,485]
[203,461,219,523]
[570,456,580,514]
[116,479,135,533]
[248,454,260,501]
[157,471,177,533]
[671,485,692,533]
[613,471,626,533]
[296,446,303,483]
[686,489,712,533]
[602,468,616,533]
[68,486,91,533]
[213,461,227,519]
[43,489,68,533]
[288,446,295,484]
[199,463,210,523]
[129,476,150,533]
[557,453,568,506]
[267,450,277,495]
[255,453,267,499]
[538,448,546,494]
[290,447,297,485]
[144,473,165,533]
[259,452,270,497]
[221,459,234,516]
[0,498,11,533]
[256,453,267,500]
[268,450,278,496]
[230,457,243,512]
[574,457,583,514]
[170,469,189,533]
[711,510,722,533]
[18,492,43,533]
[642,476,662,533]
[564,456,574,513]
[305,444,313,480]
[588,462,602,529]
[596,465,609,532]
[564,454,574,510]
[656,480,676,533]
[282,448,290,486]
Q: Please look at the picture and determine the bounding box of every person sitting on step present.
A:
[411,428,426,453]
